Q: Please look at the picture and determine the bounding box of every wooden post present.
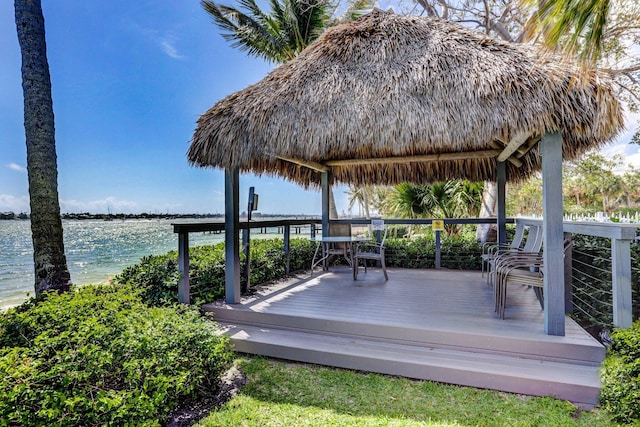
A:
[225,168,241,304]
[612,238,633,328]
[497,161,507,245]
[541,132,565,336]
[241,187,255,294]
[435,230,441,269]
[321,171,329,238]
[284,224,291,275]
[177,231,190,304]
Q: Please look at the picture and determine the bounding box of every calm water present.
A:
[0,219,226,310]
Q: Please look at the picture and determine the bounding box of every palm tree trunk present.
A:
[476,181,497,244]
[15,0,71,295]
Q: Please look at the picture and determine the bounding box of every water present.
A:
[0,219,226,310]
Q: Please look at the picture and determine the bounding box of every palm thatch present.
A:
[189,9,623,187]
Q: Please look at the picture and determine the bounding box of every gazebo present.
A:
[188,10,623,336]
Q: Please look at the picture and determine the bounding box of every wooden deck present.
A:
[205,267,605,407]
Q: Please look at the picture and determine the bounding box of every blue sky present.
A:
[0,0,345,215]
[1,1,638,215]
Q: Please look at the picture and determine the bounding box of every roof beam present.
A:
[325,150,500,167]
[490,141,523,167]
[277,156,328,172]
[498,131,532,163]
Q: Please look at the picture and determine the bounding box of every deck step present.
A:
[207,305,604,365]
[219,322,601,407]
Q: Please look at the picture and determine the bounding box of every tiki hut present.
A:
[188,9,623,335]
[189,9,623,187]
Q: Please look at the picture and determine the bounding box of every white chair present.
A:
[353,222,388,281]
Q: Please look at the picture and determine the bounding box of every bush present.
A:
[385,234,483,270]
[116,235,485,307]
[116,238,317,307]
[0,284,233,426]
[600,321,640,424]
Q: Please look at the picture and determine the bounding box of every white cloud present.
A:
[160,38,185,60]
[7,163,26,173]
[60,196,141,214]
[133,23,186,60]
[0,194,29,213]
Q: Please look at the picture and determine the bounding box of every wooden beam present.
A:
[490,141,523,167]
[277,156,328,172]
[514,135,542,159]
[325,150,500,167]
[498,131,532,162]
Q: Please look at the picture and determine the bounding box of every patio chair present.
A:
[494,238,572,319]
[353,225,388,280]
[481,222,526,277]
[487,224,543,286]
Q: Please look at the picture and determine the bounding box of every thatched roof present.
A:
[189,9,623,187]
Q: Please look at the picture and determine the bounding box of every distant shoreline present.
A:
[0,212,224,221]
[0,212,319,221]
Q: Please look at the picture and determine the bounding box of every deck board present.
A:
[210,268,598,345]
[205,268,605,405]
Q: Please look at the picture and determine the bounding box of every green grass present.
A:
[197,357,617,427]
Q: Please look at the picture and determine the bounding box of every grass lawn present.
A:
[197,357,617,426]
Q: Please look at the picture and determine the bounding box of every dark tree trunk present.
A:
[15,0,71,295]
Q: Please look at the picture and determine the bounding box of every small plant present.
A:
[600,320,640,424]
[0,284,233,426]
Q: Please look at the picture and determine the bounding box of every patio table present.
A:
[310,236,371,279]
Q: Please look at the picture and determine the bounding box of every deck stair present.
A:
[204,269,605,407]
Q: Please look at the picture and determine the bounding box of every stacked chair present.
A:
[487,224,543,286]
[481,223,526,280]
[491,232,572,320]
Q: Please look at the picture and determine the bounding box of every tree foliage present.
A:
[507,152,640,216]
[202,0,372,63]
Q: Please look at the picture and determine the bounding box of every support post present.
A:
[496,161,507,245]
[284,225,291,275]
[177,232,190,304]
[435,230,441,269]
[321,171,329,238]
[241,187,255,293]
[612,238,633,328]
[541,132,565,336]
[225,168,241,304]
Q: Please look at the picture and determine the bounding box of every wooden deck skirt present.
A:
[205,268,605,407]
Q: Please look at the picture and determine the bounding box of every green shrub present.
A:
[600,321,640,424]
[0,284,233,426]
[116,238,316,307]
[385,234,483,270]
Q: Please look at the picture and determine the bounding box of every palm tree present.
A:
[202,0,371,218]
[14,0,71,296]
[386,181,483,235]
[524,0,611,65]
[202,0,371,64]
